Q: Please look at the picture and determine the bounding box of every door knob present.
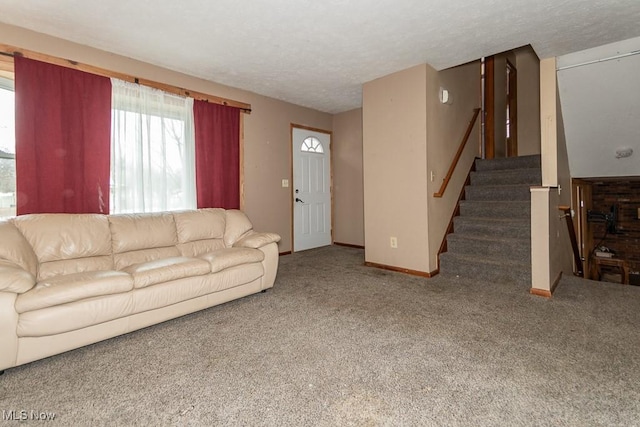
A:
[295,197,305,203]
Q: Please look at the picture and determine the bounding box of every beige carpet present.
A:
[1,245,639,426]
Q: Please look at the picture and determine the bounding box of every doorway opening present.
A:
[482,52,521,159]
[573,177,640,286]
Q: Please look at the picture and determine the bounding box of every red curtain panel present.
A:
[14,56,111,215]
[193,100,240,209]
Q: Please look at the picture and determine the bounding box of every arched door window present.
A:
[300,136,324,153]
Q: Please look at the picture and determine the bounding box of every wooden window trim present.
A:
[0,44,251,113]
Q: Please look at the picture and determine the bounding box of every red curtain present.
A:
[193,100,240,209]
[14,56,112,215]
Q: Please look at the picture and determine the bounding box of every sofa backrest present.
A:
[0,220,39,277]
[224,210,254,247]
[173,209,226,257]
[108,212,181,270]
[12,214,113,281]
[5,209,258,277]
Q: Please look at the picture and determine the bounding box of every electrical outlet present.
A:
[282,179,289,188]
[390,237,398,248]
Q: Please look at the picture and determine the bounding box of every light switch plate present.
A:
[282,179,289,188]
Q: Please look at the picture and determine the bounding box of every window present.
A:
[301,136,324,153]
[110,79,196,214]
[7,53,242,216]
[0,77,15,219]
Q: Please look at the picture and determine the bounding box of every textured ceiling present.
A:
[1,0,640,113]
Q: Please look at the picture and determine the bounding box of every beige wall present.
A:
[551,88,573,278]
[531,57,573,292]
[540,57,558,186]
[0,23,333,252]
[515,46,541,156]
[530,187,551,290]
[362,64,430,272]
[362,62,480,273]
[426,61,481,271]
[332,108,364,246]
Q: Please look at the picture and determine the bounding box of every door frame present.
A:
[572,178,594,279]
[483,55,495,159]
[290,124,334,252]
[506,58,518,157]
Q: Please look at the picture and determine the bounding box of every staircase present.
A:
[439,155,541,285]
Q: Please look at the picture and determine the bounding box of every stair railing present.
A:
[433,108,481,198]
[559,205,584,277]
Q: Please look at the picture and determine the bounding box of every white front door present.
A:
[292,127,331,252]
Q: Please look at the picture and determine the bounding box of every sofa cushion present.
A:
[13,214,112,262]
[200,247,264,273]
[177,240,226,258]
[17,292,134,338]
[131,263,264,315]
[13,214,113,280]
[224,210,254,247]
[123,257,211,289]
[0,221,38,277]
[233,231,281,249]
[114,247,181,271]
[174,209,226,243]
[15,271,134,314]
[173,209,226,257]
[0,260,36,294]
[38,256,114,281]
[109,212,178,254]
[109,213,181,270]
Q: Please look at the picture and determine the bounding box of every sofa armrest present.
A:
[0,259,36,294]
[0,292,19,371]
[233,231,281,249]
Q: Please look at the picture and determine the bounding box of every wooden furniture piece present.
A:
[594,257,629,285]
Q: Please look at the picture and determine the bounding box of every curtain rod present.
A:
[0,45,252,113]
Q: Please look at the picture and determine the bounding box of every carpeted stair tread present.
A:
[470,168,541,186]
[474,154,541,172]
[454,216,528,225]
[459,200,531,219]
[447,232,528,244]
[465,183,532,201]
[440,251,529,268]
[439,252,531,285]
[453,216,529,238]
[446,233,530,260]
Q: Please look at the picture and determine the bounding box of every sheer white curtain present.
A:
[110,78,196,213]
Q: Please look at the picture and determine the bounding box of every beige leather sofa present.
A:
[0,209,280,373]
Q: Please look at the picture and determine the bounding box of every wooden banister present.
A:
[559,205,584,277]
[433,108,481,198]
